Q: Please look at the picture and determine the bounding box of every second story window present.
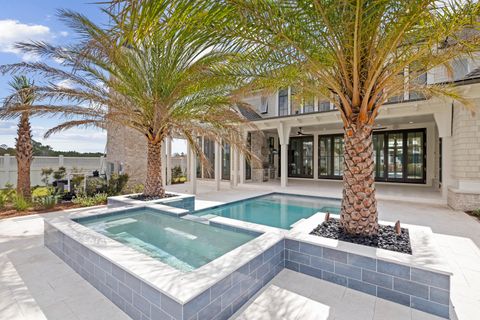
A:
[318,100,331,112]
[278,89,288,116]
[303,98,315,113]
[259,96,268,114]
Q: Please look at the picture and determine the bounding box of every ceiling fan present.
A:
[297,127,309,136]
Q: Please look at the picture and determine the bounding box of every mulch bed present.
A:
[0,202,81,220]
[310,218,412,254]
[128,193,177,202]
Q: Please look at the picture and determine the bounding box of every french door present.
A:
[288,136,314,178]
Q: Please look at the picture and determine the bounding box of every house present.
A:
[106,59,480,211]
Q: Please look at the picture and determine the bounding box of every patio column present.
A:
[186,142,191,178]
[277,122,291,188]
[166,137,172,185]
[434,108,453,200]
[189,144,197,194]
[232,147,239,187]
[214,141,221,191]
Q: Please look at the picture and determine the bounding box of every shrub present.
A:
[472,208,480,217]
[41,168,54,186]
[1,183,16,203]
[72,193,108,207]
[13,195,30,211]
[0,193,6,209]
[53,167,66,180]
[107,173,129,196]
[122,183,144,194]
[179,176,187,183]
[35,195,59,210]
[85,177,107,196]
[172,166,184,179]
[32,186,52,199]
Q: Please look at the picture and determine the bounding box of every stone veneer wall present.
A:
[449,102,480,210]
[284,239,451,319]
[44,221,284,320]
[107,121,148,186]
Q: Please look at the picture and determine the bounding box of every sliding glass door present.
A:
[318,129,426,183]
[288,136,314,178]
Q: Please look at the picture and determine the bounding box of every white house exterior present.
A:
[107,59,480,211]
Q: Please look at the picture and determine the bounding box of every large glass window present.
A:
[290,88,302,115]
[278,89,289,116]
[318,129,425,183]
[318,100,331,112]
[303,98,315,113]
[288,136,313,178]
[222,143,230,180]
[203,139,215,179]
[245,133,251,180]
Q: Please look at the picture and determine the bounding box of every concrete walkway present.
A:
[0,182,478,319]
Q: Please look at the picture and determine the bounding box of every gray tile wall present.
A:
[44,221,284,320]
[284,239,451,319]
[160,196,195,213]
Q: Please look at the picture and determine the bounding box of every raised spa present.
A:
[75,208,257,272]
[194,193,341,229]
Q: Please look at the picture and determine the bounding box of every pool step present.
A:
[181,214,210,224]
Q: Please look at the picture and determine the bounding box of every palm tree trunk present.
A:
[16,112,33,199]
[340,123,378,236]
[144,139,165,198]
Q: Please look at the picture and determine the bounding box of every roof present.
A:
[237,105,263,120]
[463,67,480,81]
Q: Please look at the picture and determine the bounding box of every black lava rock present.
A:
[310,219,412,254]
[128,193,177,201]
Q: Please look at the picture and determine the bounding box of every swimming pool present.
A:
[194,193,341,229]
[75,208,257,272]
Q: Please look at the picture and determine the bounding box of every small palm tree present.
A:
[223,0,480,235]
[1,5,252,198]
[1,76,36,198]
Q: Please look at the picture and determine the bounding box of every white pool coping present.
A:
[287,212,452,276]
[45,204,285,304]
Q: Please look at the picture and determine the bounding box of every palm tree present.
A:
[221,0,480,235]
[0,5,252,198]
[0,76,36,198]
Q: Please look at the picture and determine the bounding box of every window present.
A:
[288,136,313,178]
[222,143,230,180]
[290,88,302,115]
[203,139,215,179]
[318,129,425,183]
[245,133,251,180]
[303,98,315,113]
[318,100,331,112]
[318,134,343,178]
[278,89,289,116]
[409,63,427,100]
[453,58,469,81]
[259,96,268,114]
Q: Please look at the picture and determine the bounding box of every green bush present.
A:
[1,183,16,203]
[53,167,66,180]
[72,193,108,207]
[107,174,129,196]
[41,168,54,186]
[32,187,53,199]
[13,195,30,211]
[172,166,184,179]
[85,177,107,196]
[179,176,187,183]
[34,195,59,210]
[0,193,6,209]
[472,208,480,217]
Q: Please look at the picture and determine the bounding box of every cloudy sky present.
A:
[0,1,187,154]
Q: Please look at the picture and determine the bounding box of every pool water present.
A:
[76,209,257,272]
[194,193,341,229]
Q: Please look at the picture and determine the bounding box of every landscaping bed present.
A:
[310,218,412,254]
[465,209,480,221]
[128,193,177,201]
[0,202,81,220]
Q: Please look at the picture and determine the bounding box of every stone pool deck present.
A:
[0,183,479,319]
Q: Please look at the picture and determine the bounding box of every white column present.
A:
[441,136,453,200]
[239,151,246,184]
[214,141,221,191]
[186,142,191,178]
[280,143,288,187]
[313,134,319,180]
[189,145,197,194]
[166,137,172,185]
[232,147,239,187]
[277,123,291,188]
[58,155,64,167]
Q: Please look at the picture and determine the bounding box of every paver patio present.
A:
[0,181,479,319]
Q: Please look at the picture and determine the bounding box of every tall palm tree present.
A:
[0,5,253,198]
[1,76,36,198]
[221,0,480,236]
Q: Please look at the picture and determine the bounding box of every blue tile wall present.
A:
[44,221,283,320]
[284,239,451,319]
[44,221,451,320]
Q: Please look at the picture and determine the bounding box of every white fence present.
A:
[0,155,106,188]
